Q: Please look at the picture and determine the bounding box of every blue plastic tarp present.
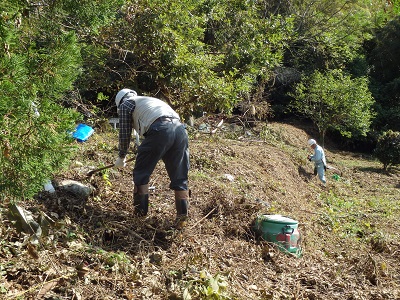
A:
[72,123,94,142]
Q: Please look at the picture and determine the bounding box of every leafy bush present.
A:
[98,0,294,116]
[0,0,108,201]
[290,69,375,142]
[0,97,80,200]
[374,130,400,170]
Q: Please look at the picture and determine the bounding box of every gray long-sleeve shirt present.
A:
[310,144,326,166]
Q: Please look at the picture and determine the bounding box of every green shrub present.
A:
[0,90,80,201]
[374,130,400,170]
[0,0,123,201]
[0,2,82,201]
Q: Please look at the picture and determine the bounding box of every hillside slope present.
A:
[1,120,399,299]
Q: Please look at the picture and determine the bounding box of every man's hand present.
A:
[115,157,126,168]
[307,155,312,162]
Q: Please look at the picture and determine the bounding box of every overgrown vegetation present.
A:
[1,121,399,299]
[374,130,400,170]
[2,1,400,297]
[290,69,375,143]
[0,0,125,199]
[2,0,400,200]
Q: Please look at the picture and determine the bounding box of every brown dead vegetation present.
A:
[1,119,399,299]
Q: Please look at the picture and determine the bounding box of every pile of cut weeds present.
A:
[1,118,399,299]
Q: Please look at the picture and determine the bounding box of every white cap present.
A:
[308,139,316,146]
[115,88,137,108]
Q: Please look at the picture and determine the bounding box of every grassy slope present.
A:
[1,119,399,299]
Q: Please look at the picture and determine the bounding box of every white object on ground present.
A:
[44,180,55,193]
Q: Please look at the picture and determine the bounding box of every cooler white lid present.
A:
[261,214,298,224]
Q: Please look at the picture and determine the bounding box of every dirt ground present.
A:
[1,118,400,299]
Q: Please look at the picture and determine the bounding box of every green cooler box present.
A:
[254,214,302,256]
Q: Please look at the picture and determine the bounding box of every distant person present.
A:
[307,139,327,185]
[114,88,190,227]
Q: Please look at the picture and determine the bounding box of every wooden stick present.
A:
[189,207,217,230]
[86,157,135,177]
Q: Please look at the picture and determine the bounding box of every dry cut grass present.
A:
[1,119,399,299]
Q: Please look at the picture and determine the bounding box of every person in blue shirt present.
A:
[307,139,326,185]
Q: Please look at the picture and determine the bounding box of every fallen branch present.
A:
[111,221,150,244]
[8,274,71,300]
[86,157,135,177]
[189,207,217,230]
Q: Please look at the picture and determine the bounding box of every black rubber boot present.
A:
[175,199,188,216]
[134,193,149,216]
[175,199,188,229]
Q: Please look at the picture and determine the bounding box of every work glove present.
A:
[115,157,126,168]
[307,155,312,162]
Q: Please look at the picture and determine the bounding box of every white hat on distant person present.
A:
[308,139,316,146]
